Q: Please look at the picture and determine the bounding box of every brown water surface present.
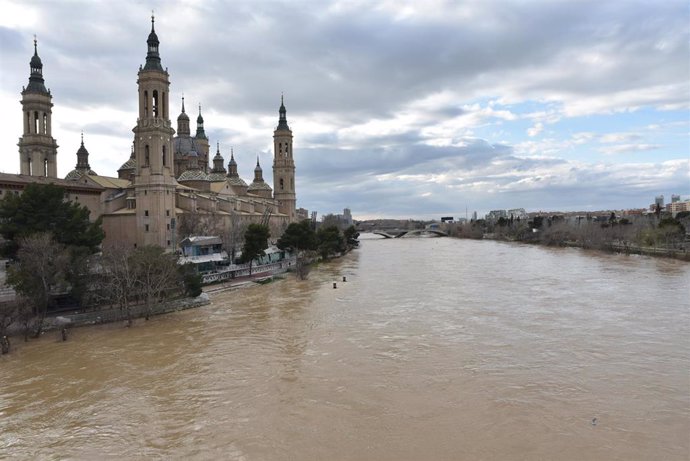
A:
[1,235,689,460]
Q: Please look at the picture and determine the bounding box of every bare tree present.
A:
[177,210,223,239]
[7,233,70,337]
[100,244,138,326]
[0,298,31,353]
[132,246,180,320]
[220,210,247,263]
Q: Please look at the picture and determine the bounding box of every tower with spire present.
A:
[208,142,227,181]
[195,104,210,173]
[65,132,97,180]
[248,156,273,199]
[272,95,296,220]
[131,13,176,248]
[18,37,59,177]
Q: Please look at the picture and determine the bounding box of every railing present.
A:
[200,259,295,285]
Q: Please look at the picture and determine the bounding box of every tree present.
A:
[317,225,345,259]
[343,225,360,248]
[278,220,318,279]
[277,220,318,253]
[0,183,104,259]
[99,244,138,326]
[177,210,222,240]
[7,233,70,337]
[132,246,180,320]
[241,224,270,274]
[179,263,202,297]
[221,210,247,263]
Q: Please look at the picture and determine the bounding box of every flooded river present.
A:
[1,235,689,460]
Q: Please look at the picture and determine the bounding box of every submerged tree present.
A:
[278,220,318,279]
[317,225,345,259]
[132,246,180,320]
[99,244,138,326]
[7,233,70,337]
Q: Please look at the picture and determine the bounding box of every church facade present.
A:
[4,17,301,250]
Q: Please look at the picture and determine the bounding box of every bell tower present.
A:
[18,37,58,177]
[272,95,296,221]
[132,14,177,249]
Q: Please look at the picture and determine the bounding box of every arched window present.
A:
[33,111,39,134]
[144,90,149,117]
[44,158,48,177]
[291,178,294,190]
[162,145,166,166]
[279,178,284,190]
[285,144,289,156]
[152,90,159,117]
[279,143,282,154]
[162,92,167,118]
[26,112,30,133]
[28,157,32,176]
[42,113,47,134]
[145,145,150,166]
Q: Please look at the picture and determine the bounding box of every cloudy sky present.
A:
[0,0,688,219]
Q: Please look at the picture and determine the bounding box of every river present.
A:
[1,235,689,460]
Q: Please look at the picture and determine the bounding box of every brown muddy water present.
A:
[1,235,689,460]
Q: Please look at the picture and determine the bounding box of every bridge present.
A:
[372,229,448,239]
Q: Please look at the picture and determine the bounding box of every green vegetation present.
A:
[0,184,106,339]
[445,213,689,259]
[241,223,270,274]
[0,183,104,259]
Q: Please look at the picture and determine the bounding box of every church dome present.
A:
[226,176,248,187]
[65,168,97,181]
[178,168,210,182]
[173,136,200,156]
[118,157,137,171]
[208,171,227,182]
[247,181,272,192]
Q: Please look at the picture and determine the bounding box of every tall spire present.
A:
[143,11,163,71]
[195,103,207,139]
[76,131,90,169]
[177,95,190,136]
[26,35,48,94]
[277,94,290,131]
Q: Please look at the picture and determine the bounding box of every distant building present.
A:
[343,208,353,227]
[655,195,665,208]
[296,207,309,221]
[671,194,681,203]
[486,210,508,222]
[668,200,690,217]
[472,211,477,221]
[507,208,528,220]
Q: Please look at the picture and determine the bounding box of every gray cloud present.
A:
[0,0,687,219]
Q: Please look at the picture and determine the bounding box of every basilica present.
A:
[2,17,301,250]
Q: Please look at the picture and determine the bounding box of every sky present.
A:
[0,0,688,220]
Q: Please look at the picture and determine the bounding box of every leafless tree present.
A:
[132,246,180,320]
[99,244,138,326]
[220,210,248,263]
[0,298,31,353]
[177,210,223,239]
[7,233,70,337]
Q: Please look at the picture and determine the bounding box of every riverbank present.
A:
[472,234,690,261]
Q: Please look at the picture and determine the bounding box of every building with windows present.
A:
[3,17,299,249]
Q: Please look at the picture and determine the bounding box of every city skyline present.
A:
[0,0,688,219]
